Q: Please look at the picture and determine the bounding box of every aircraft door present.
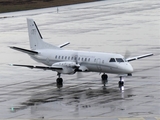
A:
[96,58,102,72]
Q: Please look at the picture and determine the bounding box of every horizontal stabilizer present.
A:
[126,53,153,62]
[58,42,70,48]
[9,46,38,55]
[9,64,63,71]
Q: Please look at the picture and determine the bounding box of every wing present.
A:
[126,53,153,62]
[9,64,63,71]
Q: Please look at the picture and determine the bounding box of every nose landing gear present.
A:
[119,76,124,91]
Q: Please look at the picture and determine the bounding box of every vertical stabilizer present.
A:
[27,18,59,50]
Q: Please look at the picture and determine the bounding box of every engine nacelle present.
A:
[52,62,79,74]
[61,67,76,74]
[52,61,79,68]
[78,66,88,72]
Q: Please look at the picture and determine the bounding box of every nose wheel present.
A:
[56,73,63,88]
[101,74,108,86]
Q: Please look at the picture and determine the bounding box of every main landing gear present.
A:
[56,73,63,88]
[101,74,108,86]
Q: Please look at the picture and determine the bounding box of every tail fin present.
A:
[27,18,59,50]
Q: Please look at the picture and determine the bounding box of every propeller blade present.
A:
[72,52,78,64]
[76,72,83,79]
[124,50,131,59]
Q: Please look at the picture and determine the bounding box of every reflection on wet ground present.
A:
[0,0,160,119]
[22,87,130,108]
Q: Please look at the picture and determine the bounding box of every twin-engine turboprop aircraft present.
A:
[10,18,153,88]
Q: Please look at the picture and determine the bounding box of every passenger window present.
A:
[109,58,116,62]
[88,58,90,62]
[85,58,87,61]
[58,56,60,59]
[81,58,83,61]
[55,55,57,59]
[102,60,104,64]
[68,56,70,60]
[65,56,67,59]
[116,58,124,62]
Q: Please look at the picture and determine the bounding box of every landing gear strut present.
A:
[101,73,108,86]
[119,76,124,90]
[56,73,63,88]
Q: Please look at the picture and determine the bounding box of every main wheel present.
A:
[56,78,63,85]
[101,74,108,80]
[101,74,108,86]
[118,81,124,87]
[56,78,63,88]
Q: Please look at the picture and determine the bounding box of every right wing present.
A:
[126,53,153,62]
[9,64,62,71]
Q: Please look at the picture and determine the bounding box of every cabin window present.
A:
[85,58,87,61]
[55,55,57,59]
[71,57,73,60]
[116,58,124,62]
[81,58,83,61]
[109,58,116,62]
[88,58,90,62]
[78,57,80,61]
[68,56,70,60]
[65,56,67,59]
[102,60,104,64]
[58,56,60,59]
[62,56,64,59]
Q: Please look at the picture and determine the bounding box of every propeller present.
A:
[72,52,83,79]
[72,52,79,67]
[76,71,83,79]
[124,50,131,60]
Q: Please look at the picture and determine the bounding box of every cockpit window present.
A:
[116,58,124,62]
[109,58,116,62]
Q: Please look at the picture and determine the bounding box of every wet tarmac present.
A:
[0,0,160,119]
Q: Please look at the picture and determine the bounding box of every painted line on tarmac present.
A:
[119,117,160,120]
[1,117,160,120]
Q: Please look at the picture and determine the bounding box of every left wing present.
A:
[126,53,153,62]
[9,64,63,71]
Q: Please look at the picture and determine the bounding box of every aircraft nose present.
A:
[127,64,133,73]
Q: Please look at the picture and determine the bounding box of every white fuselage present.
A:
[30,49,133,74]
[9,18,153,87]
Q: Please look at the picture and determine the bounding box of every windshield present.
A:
[116,58,124,62]
[109,58,116,62]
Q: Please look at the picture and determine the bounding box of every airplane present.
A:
[9,18,153,89]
